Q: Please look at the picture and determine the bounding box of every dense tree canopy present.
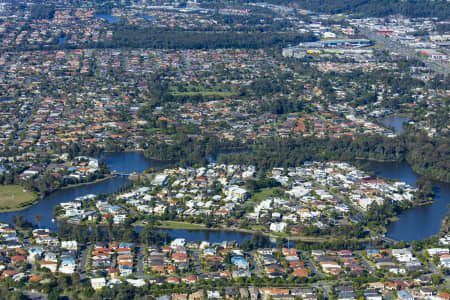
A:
[273,0,450,19]
[103,27,317,50]
[143,132,450,183]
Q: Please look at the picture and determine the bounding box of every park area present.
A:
[0,185,37,211]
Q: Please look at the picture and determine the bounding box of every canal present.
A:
[368,161,449,242]
[94,13,120,23]
[0,152,164,231]
[0,151,447,243]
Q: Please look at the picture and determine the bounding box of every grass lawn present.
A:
[158,220,206,230]
[249,225,267,232]
[251,187,280,202]
[369,43,386,49]
[0,185,37,211]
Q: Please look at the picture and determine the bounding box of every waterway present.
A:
[0,97,14,103]
[369,161,449,242]
[0,151,447,243]
[0,177,129,231]
[158,229,253,244]
[0,152,164,231]
[380,115,410,134]
[94,13,120,23]
[58,36,66,45]
[99,151,167,173]
[137,15,155,20]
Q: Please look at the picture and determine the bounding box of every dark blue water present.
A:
[100,152,167,173]
[0,152,165,230]
[369,161,449,242]
[381,116,410,134]
[0,176,129,231]
[152,229,284,246]
[165,161,449,243]
[95,13,120,23]
[2,151,447,243]
[0,97,14,103]
[58,36,66,44]
[157,228,253,244]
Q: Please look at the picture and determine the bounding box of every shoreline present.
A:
[355,157,450,184]
[155,221,331,243]
[111,148,450,184]
[58,174,116,191]
[1,151,445,242]
[413,200,434,207]
[0,175,116,213]
[0,185,39,213]
[0,198,39,213]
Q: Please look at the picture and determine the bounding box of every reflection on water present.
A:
[0,176,129,231]
[157,228,253,244]
[1,151,447,243]
[380,116,410,134]
[94,13,120,23]
[369,161,449,242]
[0,152,166,230]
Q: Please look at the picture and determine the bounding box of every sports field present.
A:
[0,185,37,211]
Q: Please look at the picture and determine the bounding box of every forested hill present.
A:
[275,0,450,19]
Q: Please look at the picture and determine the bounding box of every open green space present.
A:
[0,185,37,211]
[369,43,387,49]
[158,220,206,230]
[251,187,281,202]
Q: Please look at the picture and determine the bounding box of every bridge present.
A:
[371,234,398,245]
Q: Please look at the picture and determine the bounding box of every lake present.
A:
[380,115,410,134]
[1,151,447,243]
[0,152,165,230]
[0,97,14,103]
[368,161,449,242]
[99,151,167,174]
[95,13,120,24]
[0,176,129,231]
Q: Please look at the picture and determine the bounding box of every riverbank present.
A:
[0,151,447,243]
[121,147,450,184]
[0,176,115,213]
[0,185,38,213]
[0,203,38,213]
[155,220,329,243]
[0,199,39,213]
[369,160,450,242]
[59,175,116,191]
[414,200,435,206]
[355,157,450,185]
[157,220,207,230]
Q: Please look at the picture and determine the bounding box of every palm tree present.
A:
[34,214,43,228]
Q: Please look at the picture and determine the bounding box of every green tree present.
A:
[431,274,442,285]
